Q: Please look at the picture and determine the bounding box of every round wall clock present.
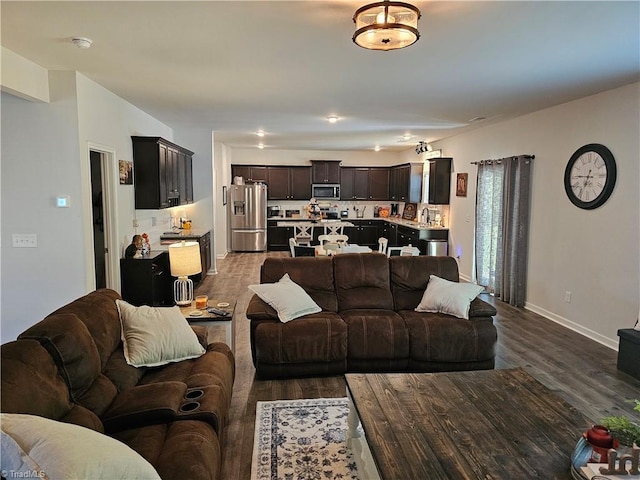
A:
[564,143,616,210]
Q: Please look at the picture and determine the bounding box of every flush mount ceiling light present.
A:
[353,1,421,51]
[327,115,340,123]
[256,130,265,137]
[71,37,93,49]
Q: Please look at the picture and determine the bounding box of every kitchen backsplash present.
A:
[269,200,449,226]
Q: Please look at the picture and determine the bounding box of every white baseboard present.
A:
[524,301,618,351]
[216,251,228,260]
[459,273,472,282]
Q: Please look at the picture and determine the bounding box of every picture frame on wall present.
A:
[456,173,468,197]
[119,160,133,185]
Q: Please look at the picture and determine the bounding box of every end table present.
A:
[180,300,236,353]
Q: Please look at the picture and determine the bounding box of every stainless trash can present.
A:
[426,239,448,256]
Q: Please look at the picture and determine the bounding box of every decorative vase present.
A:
[584,425,615,463]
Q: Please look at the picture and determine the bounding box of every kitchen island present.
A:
[267,217,447,253]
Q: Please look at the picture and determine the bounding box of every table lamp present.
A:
[168,241,202,306]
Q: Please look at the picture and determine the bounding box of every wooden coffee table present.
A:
[345,369,591,480]
[180,300,236,353]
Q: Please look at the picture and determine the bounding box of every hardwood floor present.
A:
[195,252,640,480]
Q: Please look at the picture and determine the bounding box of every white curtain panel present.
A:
[475,161,504,294]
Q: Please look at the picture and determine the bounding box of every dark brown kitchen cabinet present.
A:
[311,160,341,184]
[341,167,388,200]
[368,167,389,200]
[267,220,294,251]
[231,165,268,184]
[120,251,173,306]
[390,163,423,202]
[425,158,452,204]
[132,137,194,209]
[341,167,369,200]
[267,166,311,200]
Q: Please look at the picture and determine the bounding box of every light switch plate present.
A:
[12,234,37,248]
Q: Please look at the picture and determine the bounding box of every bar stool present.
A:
[293,223,314,246]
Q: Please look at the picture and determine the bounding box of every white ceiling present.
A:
[2,1,638,152]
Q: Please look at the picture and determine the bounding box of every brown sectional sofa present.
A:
[1,289,235,480]
[247,253,497,378]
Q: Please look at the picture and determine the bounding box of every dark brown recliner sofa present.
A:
[1,289,235,480]
[247,254,497,378]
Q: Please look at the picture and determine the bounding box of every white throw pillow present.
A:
[415,275,484,320]
[249,274,321,323]
[116,300,205,367]
[0,413,161,480]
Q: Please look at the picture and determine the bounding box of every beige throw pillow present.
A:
[116,300,205,367]
[249,274,321,323]
[1,413,161,480]
[415,275,484,320]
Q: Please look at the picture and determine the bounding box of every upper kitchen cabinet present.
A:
[267,166,311,200]
[341,167,389,200]
[132,137,194,209]
[231,165,268,184]
[390,163,423,203]
[340,167,368,200]
[368,167,389,200]
[311,160,341,184]
[424,158,452,204]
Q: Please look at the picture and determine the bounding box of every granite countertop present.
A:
[269,217,447,231]
[159,228,210,239]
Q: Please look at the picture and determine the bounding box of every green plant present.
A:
[601,400,640,447]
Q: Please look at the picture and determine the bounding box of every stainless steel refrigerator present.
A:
[229,183,267,251]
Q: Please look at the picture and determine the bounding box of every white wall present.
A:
[1,72,83,341]
[432,82,640,349]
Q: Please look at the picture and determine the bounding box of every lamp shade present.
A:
[168,241,202,277]
[353,1,421,51]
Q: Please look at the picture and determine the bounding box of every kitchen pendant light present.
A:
[353,1,421,51]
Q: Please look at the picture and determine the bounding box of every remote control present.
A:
[207,308,229,316]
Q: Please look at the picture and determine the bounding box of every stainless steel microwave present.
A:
[312,184,340,201]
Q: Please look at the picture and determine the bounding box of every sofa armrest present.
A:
[101,381,187,432]
[468,297,497,318]
[246,294,278,321]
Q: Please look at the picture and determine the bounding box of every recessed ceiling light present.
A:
[257,143,264,149]
[71,37,93,49]
[327,115,340,124]
[374,146,381,152]
[256,130,265,137]
[401,133,412,141]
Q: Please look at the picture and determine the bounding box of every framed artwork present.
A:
[456,173,468,197]
[222,185,227,206]
[119,160,133,185]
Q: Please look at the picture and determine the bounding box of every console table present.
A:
[346,369,590,479]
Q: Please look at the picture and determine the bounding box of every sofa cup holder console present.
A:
[185,389,205,400]
[179,401,201,413]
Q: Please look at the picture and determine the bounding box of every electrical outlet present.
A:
[565,291,572,303]
[132,219,139,228]
[465,214,471,223]
[12,234,37,248]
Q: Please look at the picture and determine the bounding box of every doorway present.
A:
[84,143,119,292]
[90,151,107,288]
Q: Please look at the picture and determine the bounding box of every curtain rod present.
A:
[471,154,535,165]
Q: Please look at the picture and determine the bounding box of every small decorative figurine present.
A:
[307,198,321,220]
[141,233,150,255]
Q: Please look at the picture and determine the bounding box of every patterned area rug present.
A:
[251,397,359,480]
